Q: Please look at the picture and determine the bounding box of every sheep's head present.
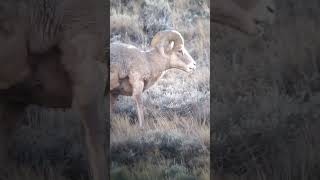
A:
[151,30,196,73]
[241,0,275,34]
[213,0,275,35]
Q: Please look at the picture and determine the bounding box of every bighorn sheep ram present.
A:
[110,30,196,127]
[213,0,275,35]
[0,1,108,180]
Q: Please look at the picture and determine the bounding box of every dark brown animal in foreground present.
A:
[0,1,108,180]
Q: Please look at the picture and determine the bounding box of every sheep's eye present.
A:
[0,21,11,36]
[178,49,183,54]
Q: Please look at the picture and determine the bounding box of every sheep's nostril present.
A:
[267,6,274,13]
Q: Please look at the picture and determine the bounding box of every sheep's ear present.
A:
[169,41,174,50]
[164,41,175,55]
[166,41,174,52]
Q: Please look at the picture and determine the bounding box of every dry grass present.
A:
[110,0,209,179]
[212,0,320,179]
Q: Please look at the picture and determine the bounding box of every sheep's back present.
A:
[110,42,149,79]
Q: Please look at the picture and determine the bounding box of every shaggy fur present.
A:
[0,1,108,179]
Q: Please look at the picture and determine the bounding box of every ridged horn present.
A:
[151,30,184,51]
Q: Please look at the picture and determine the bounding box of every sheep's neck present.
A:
[144,50,170,87]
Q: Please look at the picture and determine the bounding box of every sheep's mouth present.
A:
[267,6,275,13]
[187,66,196,72]
[254,19,265,26]
[253,19,268,35]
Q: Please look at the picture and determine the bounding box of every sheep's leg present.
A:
[59,35,108,180]
[110,93,119,112]
[110,66,120,91]
[130,80,144,127]
[0,103,25,173]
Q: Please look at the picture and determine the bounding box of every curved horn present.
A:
[151,30,184,51]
